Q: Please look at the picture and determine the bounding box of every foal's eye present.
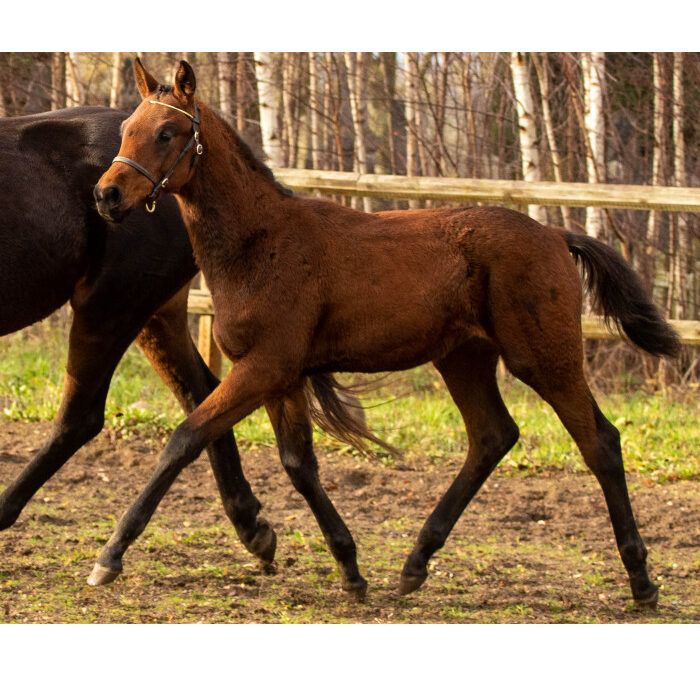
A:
[156,130,173,143]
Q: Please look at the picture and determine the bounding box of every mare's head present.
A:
[94,58,202,221]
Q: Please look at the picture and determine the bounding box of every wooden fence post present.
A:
[196,277,222,379]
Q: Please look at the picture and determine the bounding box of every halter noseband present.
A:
[112,101,203,213]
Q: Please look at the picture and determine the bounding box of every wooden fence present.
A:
[187,171,700,376]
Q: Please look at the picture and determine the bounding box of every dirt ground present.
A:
[1,421,698,623]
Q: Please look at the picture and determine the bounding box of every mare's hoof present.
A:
[634,585,659,610]
[342,577,368,603]
[247,518,277,564]
[398,572,428,596]
[87,562,122,587]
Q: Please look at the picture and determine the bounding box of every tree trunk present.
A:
[672,52,690,319]
[532,52,571,229]
[282,53,301,169]
[405,52,420,208]
[581,52,606,240]
[380,52,398,175]
[218,52,234,125]
[645,52,667,298]
[344,52,370,211]
[254,52,283,168]
[510,52,546,223]
[309,52,326,170]
[236,52,247,134]
[65,53,85,107]
[109,52,123,109]
[51,52,66,110]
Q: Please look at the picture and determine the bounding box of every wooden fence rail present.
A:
[274,169,700,212]
[187,172,700,375]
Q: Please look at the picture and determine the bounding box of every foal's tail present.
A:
[563,231,680,358]
[305,374,398,455]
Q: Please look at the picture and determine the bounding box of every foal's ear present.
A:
[134,57,159,99]
[174,60,197,104]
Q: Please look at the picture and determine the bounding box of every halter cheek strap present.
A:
[112,101,203,213]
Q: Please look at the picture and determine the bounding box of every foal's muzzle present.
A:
[94,184,126,222]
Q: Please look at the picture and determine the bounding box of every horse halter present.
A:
[112,101,204,213]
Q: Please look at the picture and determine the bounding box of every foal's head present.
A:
[94,58,202,221]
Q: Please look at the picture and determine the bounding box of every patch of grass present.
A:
[1,319,698,481]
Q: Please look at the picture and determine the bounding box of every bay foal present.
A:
[94,59,679,605]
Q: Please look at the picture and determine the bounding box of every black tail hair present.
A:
[563,231,680,358]
[305,374,399,456]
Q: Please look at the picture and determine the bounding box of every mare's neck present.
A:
[174,102,291,277]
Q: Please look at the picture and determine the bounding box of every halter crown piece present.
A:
[112,101,203,213]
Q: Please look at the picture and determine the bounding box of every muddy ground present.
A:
[0,421,698,623]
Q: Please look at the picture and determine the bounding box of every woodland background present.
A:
[1,51,697,383]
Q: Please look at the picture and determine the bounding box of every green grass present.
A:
[1,318,698,480]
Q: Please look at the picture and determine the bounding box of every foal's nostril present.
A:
[102,185,123,207]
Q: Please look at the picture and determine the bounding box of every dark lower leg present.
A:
[89,360,277,585]
[0,388,106,529]
[590,406,656,604]
[401,344,519,593]
[136,303,274,562]
[267,393,366,598]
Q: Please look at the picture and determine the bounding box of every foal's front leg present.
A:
[88,359,284,586]
[266,389,367,600]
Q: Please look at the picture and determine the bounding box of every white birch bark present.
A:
[404,52,420,208]
[344,51,370,211]
[532,52,571,229]
[581,52,606,239]
[109,52,122,109]
[672,52,690,319]
[65,52,85,107]
[510,52,546,223]
[309,52,325,170]
[236,53,247,133]
[217,52,234,125]
[647,53,666,257]
[254,52,283,168]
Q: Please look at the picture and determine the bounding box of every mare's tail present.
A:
[562,230,680,357]
[305,374,398,455]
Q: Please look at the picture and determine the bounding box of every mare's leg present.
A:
[134,288,275,565]
[266,388,367,600]
[88,357,288,586]
[400,341,519,594]
[0,312,133,529]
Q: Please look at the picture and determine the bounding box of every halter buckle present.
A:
[196,144,204,155]
[145,200,157,213]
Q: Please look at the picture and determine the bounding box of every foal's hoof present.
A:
[634,584,659,610]
[342,577,368,603]
[246,518,277,564]
[87,562,122,587]
[398,572,428,596]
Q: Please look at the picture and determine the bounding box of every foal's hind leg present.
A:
[509,367,658,606]
[133,291,275,566]
[400,341,519,594]
[266,389,367,600]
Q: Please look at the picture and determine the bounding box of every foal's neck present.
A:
[174,102,291,275]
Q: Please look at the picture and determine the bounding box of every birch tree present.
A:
[532,52,571,229]
[344,51,370,211]
[51,52,65,110]
[235,52,247,133]
[254,52,283,167]
[309,52,325,170]
[109,52,122,109]
[581,52,606,239]
[217,52,234,125]
[404,52,420,208]
[672,52,690,319]
[646,52,666,294]
[65,52,85,107]
[510,52,546,223]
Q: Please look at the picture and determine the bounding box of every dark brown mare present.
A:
[94,59,680,606]
[0,106,276,567]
